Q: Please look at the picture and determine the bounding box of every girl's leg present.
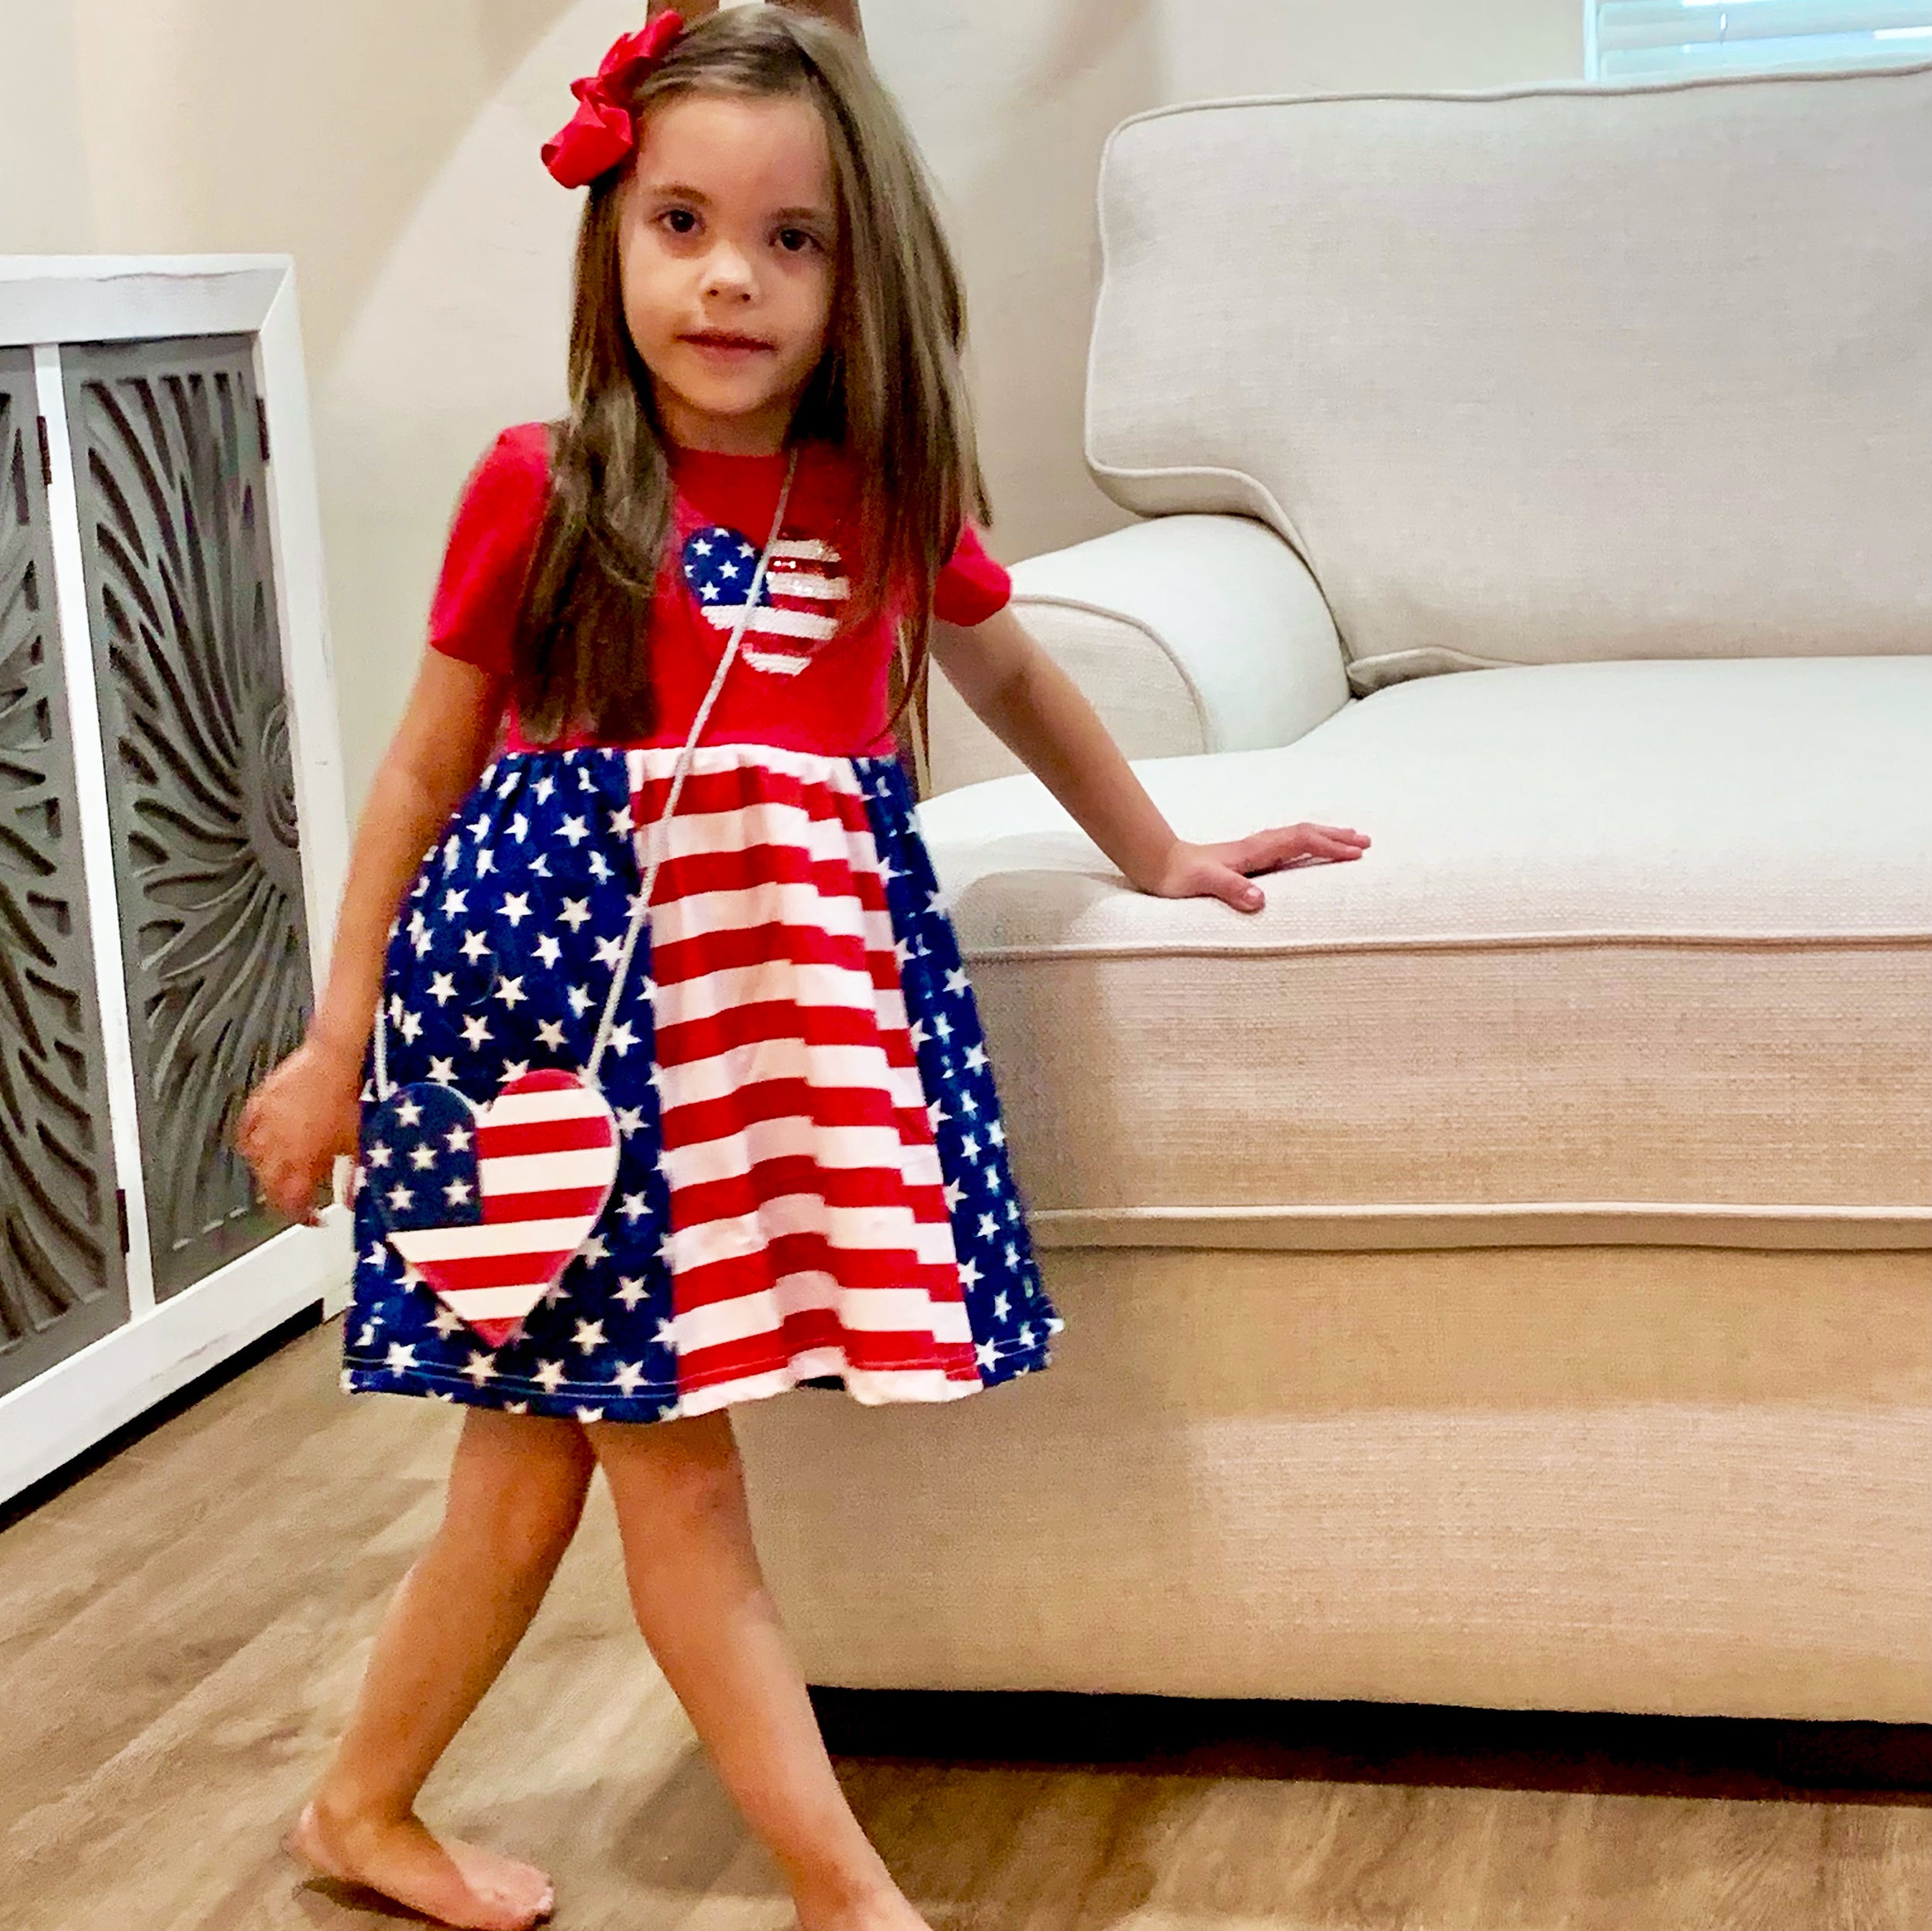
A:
[589,1413,926,1931]
[290,1407,596,1931]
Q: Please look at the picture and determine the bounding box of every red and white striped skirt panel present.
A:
[629,745,980,1414]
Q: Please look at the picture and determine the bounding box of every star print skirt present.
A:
[343,745,1058,1424]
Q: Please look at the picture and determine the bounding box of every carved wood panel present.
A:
[0,349,131,1394]
[63,337,312,1300]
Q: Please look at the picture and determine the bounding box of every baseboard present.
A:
[0,1206,352,1505]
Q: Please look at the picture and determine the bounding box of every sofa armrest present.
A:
[928,514,1350,795]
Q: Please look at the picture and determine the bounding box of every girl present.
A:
[240,10,1369,1930]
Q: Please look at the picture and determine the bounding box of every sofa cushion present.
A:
[1087,63,1932,691]
[918,657,1932,1248]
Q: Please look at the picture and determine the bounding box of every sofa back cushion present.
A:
[1087,63,1932,690]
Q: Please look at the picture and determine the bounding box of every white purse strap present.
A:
[585,451,796,1081]
[372,450,799,1101]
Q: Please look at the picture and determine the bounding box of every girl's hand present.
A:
[1145,824,1371,913]
[237,650,501,1225]
[935,611,1368,918]
[236,1036,365,1226]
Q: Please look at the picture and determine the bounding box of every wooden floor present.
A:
[2,1315,1927,1931]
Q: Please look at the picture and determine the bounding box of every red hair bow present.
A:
[541,12,684,188]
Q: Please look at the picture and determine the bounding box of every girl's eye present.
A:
[660,208,699,236]
[776,227,820,256]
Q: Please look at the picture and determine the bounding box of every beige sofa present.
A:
[736,60,1932,1723]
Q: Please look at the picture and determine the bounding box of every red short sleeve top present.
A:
[426,424,1010,756]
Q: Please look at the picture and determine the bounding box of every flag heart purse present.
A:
[362,456,799,1345]
[362,1069,620,1346]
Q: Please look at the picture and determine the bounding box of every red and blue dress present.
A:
[342,426,1058,1422]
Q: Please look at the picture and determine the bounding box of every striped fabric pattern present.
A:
[371,1069,620,1346]
[630,743,980,1413]
[342,747,1058,1424]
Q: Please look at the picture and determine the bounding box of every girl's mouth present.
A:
[681,331,776,360]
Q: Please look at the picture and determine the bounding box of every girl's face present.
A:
[619,91,838,456]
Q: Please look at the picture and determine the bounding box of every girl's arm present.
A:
[236,653,506,1220]
[931,608,1369,911]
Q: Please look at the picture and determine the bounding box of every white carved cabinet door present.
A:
[0,347,132,1396]
[62,334,314,1299]
[0,260,352,1504]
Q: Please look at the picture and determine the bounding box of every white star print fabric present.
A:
[343,747,1058,1423]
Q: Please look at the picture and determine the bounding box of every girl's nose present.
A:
[702,244,755,301]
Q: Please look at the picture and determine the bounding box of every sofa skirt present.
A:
[734,1242,1932,1723]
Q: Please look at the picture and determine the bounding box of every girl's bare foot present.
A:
[794,1870,932,1931]
[809,1900,932,1931]
[287,1797,555,1930]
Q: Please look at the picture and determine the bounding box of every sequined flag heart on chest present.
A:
[681,522,849,677]
[363,1068,620,1346]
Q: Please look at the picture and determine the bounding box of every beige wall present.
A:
[0,2,92,249]
[1,0,1581,809]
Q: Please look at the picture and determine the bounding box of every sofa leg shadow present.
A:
[808,1689,1932,1801]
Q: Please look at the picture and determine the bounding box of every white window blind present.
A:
[1590,2,1932,80]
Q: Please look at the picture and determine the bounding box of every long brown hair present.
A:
[514,8,988,744]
